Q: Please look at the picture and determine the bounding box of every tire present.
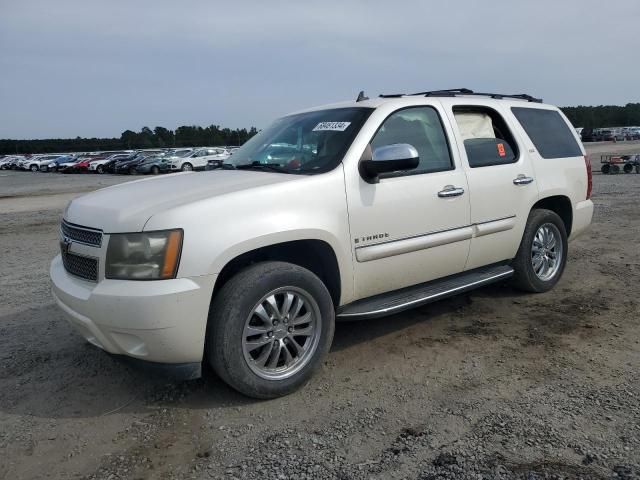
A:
[30,164,38,172]
[611,164,620,174]
[128,166,137,175]
[623,163,633,174]
[181,162,193,171]
[511,209,568,293]
[151,166,160,175]
[207,261,335,399]
[636,165,640,174]
[601,164,610,174]
[97,165,104,174]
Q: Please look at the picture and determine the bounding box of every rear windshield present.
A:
[511,107,582,159]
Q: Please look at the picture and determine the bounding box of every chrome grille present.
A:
[61,249,98,282]
[61,220,102,247]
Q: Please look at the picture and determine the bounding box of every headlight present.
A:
[105,230,183,280]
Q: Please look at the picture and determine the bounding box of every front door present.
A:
[345,104,471,300]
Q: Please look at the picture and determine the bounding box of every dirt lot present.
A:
[1,144,639,480]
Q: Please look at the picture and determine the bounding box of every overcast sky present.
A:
[1,0,639,139]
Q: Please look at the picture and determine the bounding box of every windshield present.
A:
[226,107,373,174]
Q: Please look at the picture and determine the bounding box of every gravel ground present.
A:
[0,144,639,480]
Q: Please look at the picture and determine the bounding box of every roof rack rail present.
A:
[379,88,543,103]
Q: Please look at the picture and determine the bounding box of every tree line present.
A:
[0,125,259,155]
[2,103,640,155]
[561,103,640,128]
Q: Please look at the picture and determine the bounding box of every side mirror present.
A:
[360,143,419,183]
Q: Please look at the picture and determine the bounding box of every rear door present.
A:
[444,101,539,270]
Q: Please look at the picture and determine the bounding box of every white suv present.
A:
[169,147,230,171]
[51,89,593,398]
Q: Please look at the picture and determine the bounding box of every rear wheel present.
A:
[512,209,568,293]
[181,162,193,171]
[623,163,634,174]
[151,166,160,175]
[30,164,38,172]
[207,261,335,399]
[636,165,640,174]
[97,165,105,174]
[128,166,137,175]
[611,164,620,174]
[601,164,610,174]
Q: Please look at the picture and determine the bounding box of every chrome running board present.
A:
[336,264,513,320]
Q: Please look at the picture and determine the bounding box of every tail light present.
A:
[585,155,592,200]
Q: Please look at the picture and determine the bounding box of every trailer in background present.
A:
[600,154,640,174]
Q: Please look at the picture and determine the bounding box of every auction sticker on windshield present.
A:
[312,122,351,132]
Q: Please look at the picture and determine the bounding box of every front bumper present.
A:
[50,255,217,365]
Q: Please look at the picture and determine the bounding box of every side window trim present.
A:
[451,104,521,169]
[362,105,456,181]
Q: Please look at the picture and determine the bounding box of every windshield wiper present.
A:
[235,162,290,174]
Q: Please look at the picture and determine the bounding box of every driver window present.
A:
[370,106,453,175]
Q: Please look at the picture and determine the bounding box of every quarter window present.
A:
[511,107,582,159]
[370,106,453,176]
[453,106,519,168]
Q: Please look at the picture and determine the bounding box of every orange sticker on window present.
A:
[497,143,506,157]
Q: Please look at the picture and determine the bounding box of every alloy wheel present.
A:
[242,287,321,380]
[531,223,563,281]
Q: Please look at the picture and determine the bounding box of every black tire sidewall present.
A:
[207,262,335,399]
[512,209,568,293]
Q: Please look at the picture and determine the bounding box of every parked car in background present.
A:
[611,128,626,141]
[41,155,75,172]
[135,149,192,174]
[0,155,24,169]
[113,150,164,174]
[58,157,92,173]
[22,154,65,172]
[169,147,230,171]
[581,128,596,142]
[89,153,131,174]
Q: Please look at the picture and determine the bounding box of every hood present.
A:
[65,170,298,232]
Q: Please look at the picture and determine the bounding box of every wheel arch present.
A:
[531,195,573,236]
[211,239,343,308]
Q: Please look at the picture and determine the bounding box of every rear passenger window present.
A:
[370,106,453,176]
[511,107,582,159]
[453,106,519,168]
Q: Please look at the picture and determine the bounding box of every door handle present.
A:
[513,175,534,185]
[438,185,465,198]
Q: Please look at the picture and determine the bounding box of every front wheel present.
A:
[97,165,104,174]
[150,166,160,175]
[30,164,38,172]
[511,209,568,293]
[207,261,335,399]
